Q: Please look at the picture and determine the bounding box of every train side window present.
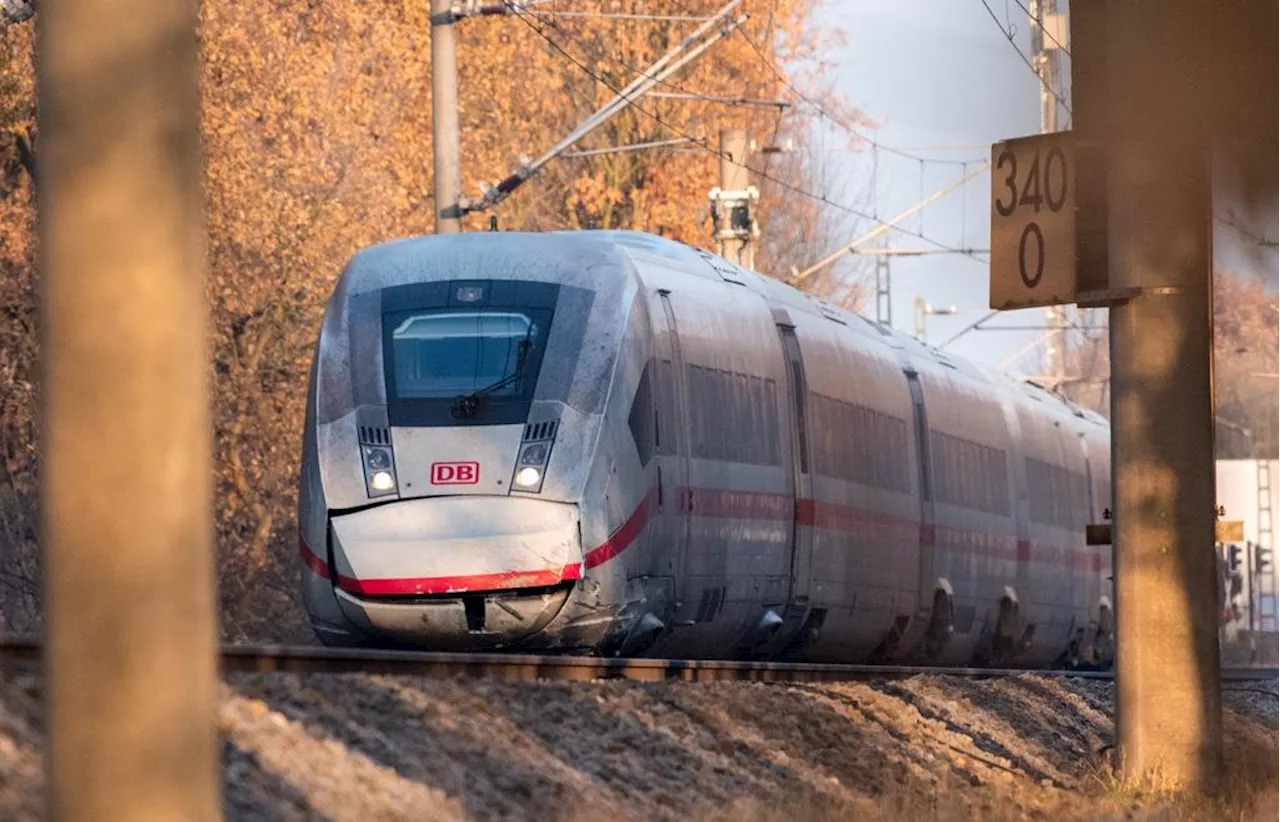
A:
[628,362,657,467]
[808,392,910,492]
[747,376,763,463]
[687,365,707,457]
[779,331,809,474]
[737,371,752,460]
[682,364,784,466]
[763,378,781,464]
[984,449,995,512]
[657,359,676,455]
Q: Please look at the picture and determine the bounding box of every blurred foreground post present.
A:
[38,0,219,819]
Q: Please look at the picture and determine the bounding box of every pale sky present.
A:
[808,0,1279,374]
[808,0,1046,371]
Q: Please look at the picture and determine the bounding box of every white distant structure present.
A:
[1217,459,1278,636]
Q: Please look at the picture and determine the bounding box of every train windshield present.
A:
[378,279,562,427]
[389,309,549,399]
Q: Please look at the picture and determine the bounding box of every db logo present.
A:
[431,461,479,485]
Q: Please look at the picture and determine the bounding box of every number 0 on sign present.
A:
[989,133,1076,310]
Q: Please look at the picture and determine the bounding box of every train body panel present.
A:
[298,229,1115,666]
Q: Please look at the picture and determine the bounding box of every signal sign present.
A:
[1217,520,1245,543]
[990,133,1076,310]
[1256,544,1274,575]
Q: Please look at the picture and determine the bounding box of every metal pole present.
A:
[874,254,891,326]
[431,0,462,233]
[1103,0,1222,788]
[716,128,751,268]
[564,137,701,158]
[1031,0,1069,388]
[37,0,219,817]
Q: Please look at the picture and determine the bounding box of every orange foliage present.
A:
[0,2,864,638]
[0,21,37,631]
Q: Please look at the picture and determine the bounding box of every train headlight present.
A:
[512,419,556,494]
[514,466,542,489]
[362,446,397,497]
[519,442,549,465]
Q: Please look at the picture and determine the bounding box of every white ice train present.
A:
[297,230,1115,666]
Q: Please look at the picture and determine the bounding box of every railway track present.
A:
[0,638,1275,684]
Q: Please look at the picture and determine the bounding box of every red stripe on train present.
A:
[686,486,793,520]
[323,485,1106,593]
[336,564,582,596]
[583,487,659,569]
[299,534,330,580]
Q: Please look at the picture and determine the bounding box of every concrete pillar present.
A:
[37,0,220,818]
[1102,0,1222,789]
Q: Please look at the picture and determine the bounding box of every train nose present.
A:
[327,496,582,647]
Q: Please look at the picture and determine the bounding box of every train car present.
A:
[297,229,1114,667]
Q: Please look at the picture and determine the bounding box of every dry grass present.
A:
[1098,727,1280,822]
[3,669,1274,822]
[681,733,1279,822]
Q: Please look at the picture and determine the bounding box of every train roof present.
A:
[342,230,1105,429]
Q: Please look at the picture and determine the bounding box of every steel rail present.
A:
[0,639,1275,684]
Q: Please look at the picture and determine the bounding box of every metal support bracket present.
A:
[1075,285,1185,308]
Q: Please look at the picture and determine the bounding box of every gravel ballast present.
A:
[0,670,1275,821]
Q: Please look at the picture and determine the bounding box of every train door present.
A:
[651,289,691,597]
[1000,398,1030,615]
[778,325,813,604]
[903,368,936,613]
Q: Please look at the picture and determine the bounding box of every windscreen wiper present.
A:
[451,336,533,420]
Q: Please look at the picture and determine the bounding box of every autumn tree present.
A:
[1057,273,1279,459]
[0,1,870,639]
[0,20,37,633]
[1209,273,1278,458]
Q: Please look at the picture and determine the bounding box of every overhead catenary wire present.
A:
[518,1,992,255]
[977,0,1073,115]
[647,91,791,109]
[529,10,716,22]
[734,26,984,168]
[505,0,791,121]
[564,136,705,158]
[791,162,991,283]
[503,2,989,264]
[467,0,748,210]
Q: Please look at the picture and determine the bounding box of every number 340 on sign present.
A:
[989,133,1076,310]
